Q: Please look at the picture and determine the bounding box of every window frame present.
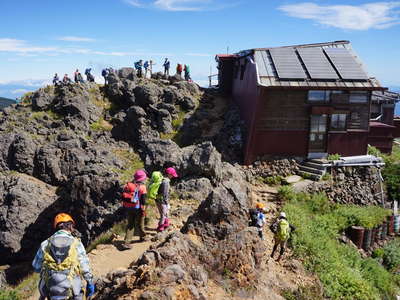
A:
[330,113,347,132]
[308,90,331,103]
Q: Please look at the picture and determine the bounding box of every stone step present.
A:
[298,165,325,175]
[297,170,322,181]
[302,161,327,171]
[309,158,330,165]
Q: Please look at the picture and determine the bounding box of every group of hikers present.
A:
[249,202,295,262]
[53,69,95,86]
[32,166,295,299]
[133,58,192,81]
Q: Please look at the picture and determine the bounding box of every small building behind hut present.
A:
[216,40,390,164]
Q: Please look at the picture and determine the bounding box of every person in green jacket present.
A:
[148,167,178,232]
[270,212,295,262]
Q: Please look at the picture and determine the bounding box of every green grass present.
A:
[281,191,397,299]
[112,149,144,183]
[90,117,113,131]
[0,289,20,300]
[327,153,341,161]
[87,221,127,252]
[256,175,284,185]
[30,110,61,120]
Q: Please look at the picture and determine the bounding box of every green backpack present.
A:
[148,171,163,200]
[277,219,290,241]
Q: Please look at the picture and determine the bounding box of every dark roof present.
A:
[240,41,384,90]
[0,97,16,109]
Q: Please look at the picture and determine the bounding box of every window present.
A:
[349,91,368,103]
[330,114,347,131]
[308,90,331,102]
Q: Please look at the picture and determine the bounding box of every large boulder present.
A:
[134,82,162,107]
[9,133,37,175]
[0,173,59,264]
[32,87,56,110]
[0,133,15,171]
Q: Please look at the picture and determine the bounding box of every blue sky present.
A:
[1,0,400,99]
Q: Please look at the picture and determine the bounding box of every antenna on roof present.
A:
[227,46,229,54]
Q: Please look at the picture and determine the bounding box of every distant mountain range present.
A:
[0,97,16,109]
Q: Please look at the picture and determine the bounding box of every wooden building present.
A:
[216,41,386,164]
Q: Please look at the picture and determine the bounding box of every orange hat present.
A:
[256,202,265,209]
[53,213,75,229]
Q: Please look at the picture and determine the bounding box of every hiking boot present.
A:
[120,243,131,250]
[163,218,170,228]
[157,224,165,232]
[139,236,149,242]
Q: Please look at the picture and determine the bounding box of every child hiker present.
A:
[120,170,148,250]
[249,202,266,240]
[148,167,178,232]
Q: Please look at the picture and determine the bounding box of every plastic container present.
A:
[362,228,372,251]
[347,226,365,248]
[394,215,400,234]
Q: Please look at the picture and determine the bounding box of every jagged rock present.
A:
[0,173,59,264]
[34,144,64,185]
[32,88,56,110]
[162,87,182,104]
[0,133,15,171]
[134,82,162,107]
[168,74,184,84]
[174,81,200,96]
[118,67,136,80]
[179,96,196,111]
[175,177,212,201]
[9,133,37,175]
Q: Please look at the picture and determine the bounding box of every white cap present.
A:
[280,212,286,218]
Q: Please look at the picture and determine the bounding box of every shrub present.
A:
[277,185,296,202]
[264,175,284,185]
[327,153,341,161]
[367,145,382,157]
[0,290,20,300]
[382,239,400,272]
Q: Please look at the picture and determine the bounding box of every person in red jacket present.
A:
[176,63,183,77]
[121,170,148,250]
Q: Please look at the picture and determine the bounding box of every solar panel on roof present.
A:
[324,48,368,80]
[269,48,307,79]
[297,47,339,80]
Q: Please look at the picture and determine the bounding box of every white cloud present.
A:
[0,79,49,87]
[124,0,144,7]
[57,36,96,42]
[278,2,400,30]
[0,38,57,53]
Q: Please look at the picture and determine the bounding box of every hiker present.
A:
[134,60,143,78]
[163,58,170,76]
[144,60,150,78]
[77,72,84,83]
[184,64,191,81]
[74,69,79,83]
[52,73,59,85]
[148,167,178,232]
[121,170,148,250]
[62,74,72,84]
[85,68,95,82]
[176,63,183,77]
[270,212,296,262]
[249,203,266,240]
[149,60,155,76]
[102,68,109,85]
[32,213,95,300]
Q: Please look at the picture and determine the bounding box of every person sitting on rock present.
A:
[249,202,266,240]
[148,167,178,232]
[134,60,143,78]
[270,212,296,262]
[163,58,170,77]
[52,73,59,85]
[62,74,72,84]
[32,213,95,300]
[74,69,79,83]
[121,170,148,249]
[77,72,84,83]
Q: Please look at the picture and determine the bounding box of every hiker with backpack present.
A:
[85,68,95,82]
[102,68,109,85]
[32,213,95,300]
[270,212,296,262]
[163,58,170,77]
[144,60,150,78]
[62,74,72,85]
[249,203,266,240]
[52,73,59,85]
[184,64,191,81]
[148,167,178,232]
[176,63,183,77]
[134,60,143,78]
[121,170,148,250]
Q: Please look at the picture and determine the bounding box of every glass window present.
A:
[308,90,330,102]
[349,91,368,103]
[331,114,347,131]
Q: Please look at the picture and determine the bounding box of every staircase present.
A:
[297,159,329,181]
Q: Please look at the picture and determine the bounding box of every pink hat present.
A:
[165,167,178,178]
[134,170,147,182]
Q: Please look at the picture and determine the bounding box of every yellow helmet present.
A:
[53,213,75,229]
[256,202,265,209]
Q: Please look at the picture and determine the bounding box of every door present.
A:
[308,114,327,156]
